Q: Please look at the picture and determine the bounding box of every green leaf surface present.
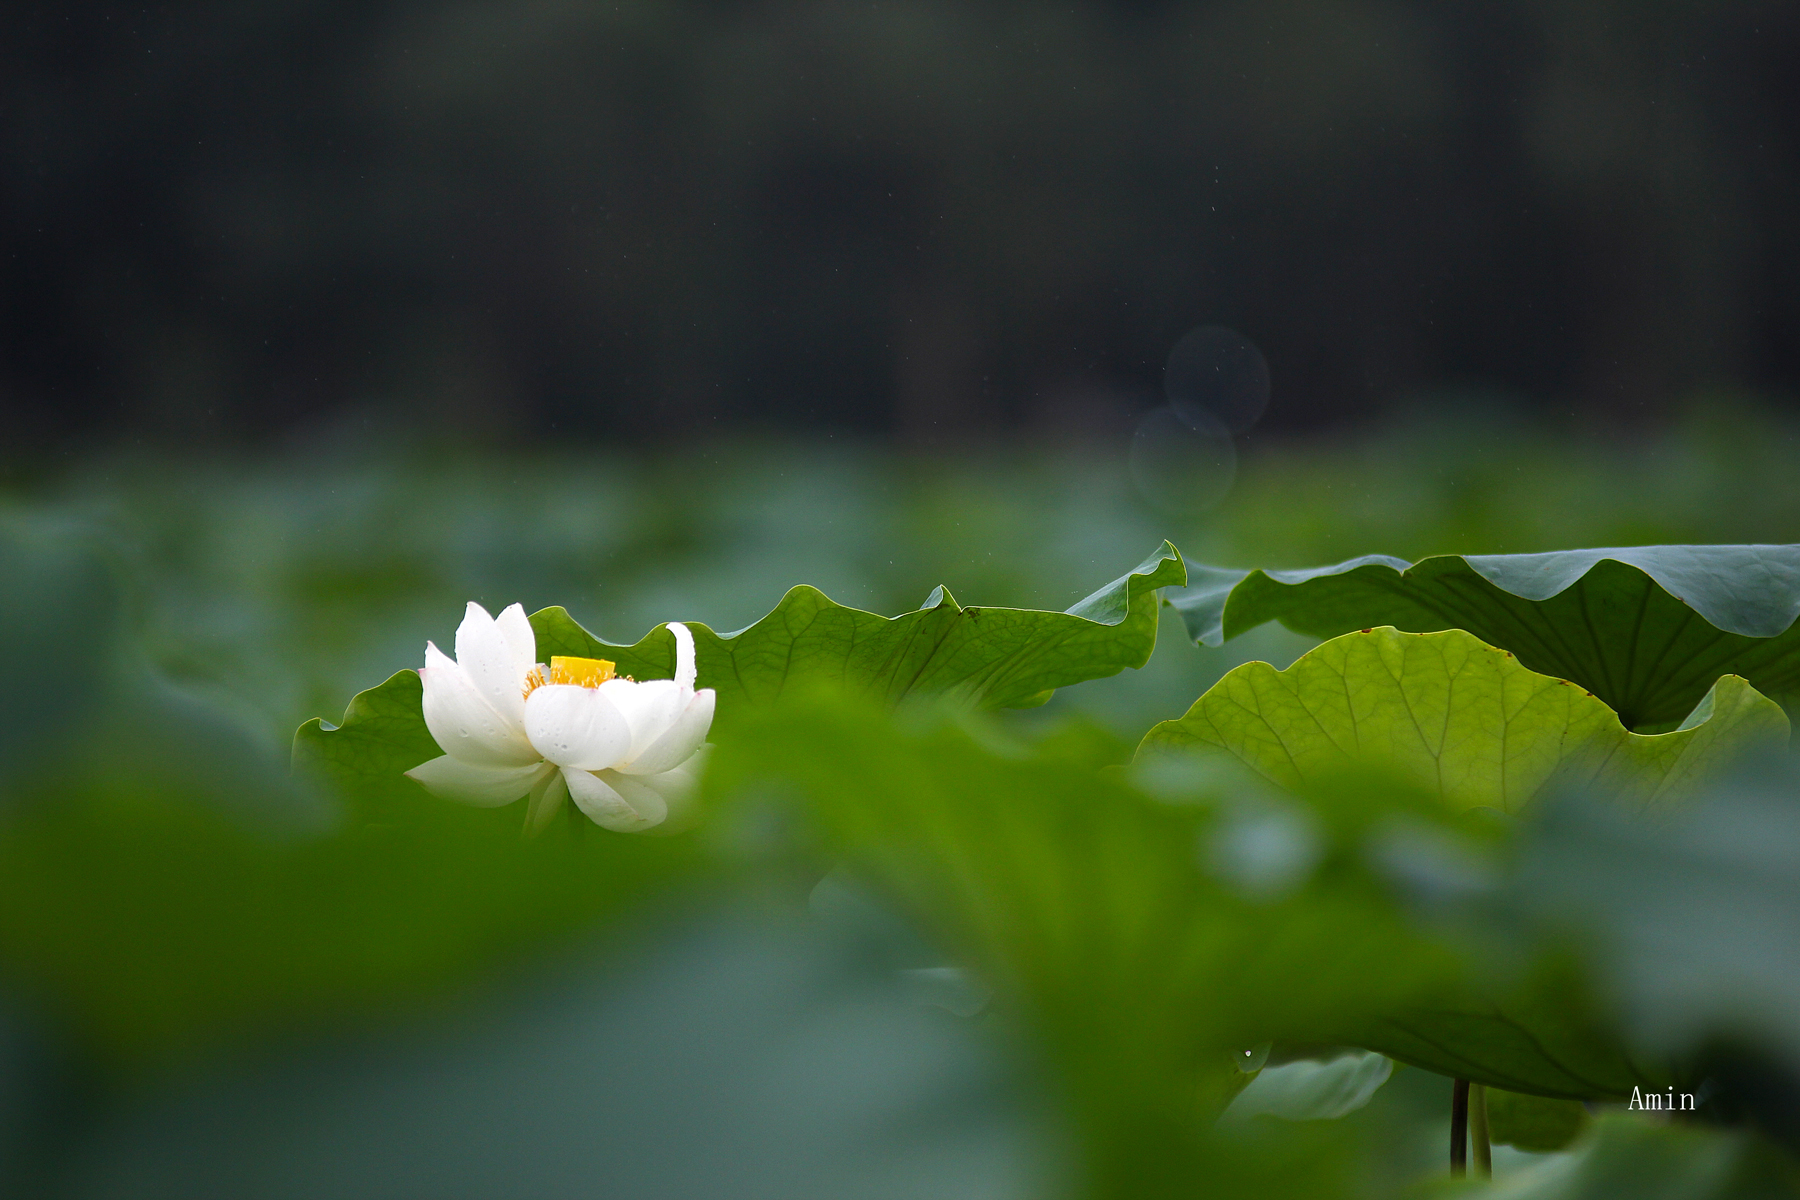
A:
[294,544,1185,799]
[1169,546,1800,730]
[291,669,440,807]
[1139,626,1789,816]
[535,540,1185,721]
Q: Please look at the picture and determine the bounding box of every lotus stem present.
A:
[1451,1078,1470,1177]
[1471,1083,1492,1177]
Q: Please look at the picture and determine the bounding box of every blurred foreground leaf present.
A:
[703,695,1472,1198]
[1464,1114,1798,1199]
[1513,763,1800,1123]
[0,783,703,1067]
[1169,546,1800,731]
[44,916,1044,1200]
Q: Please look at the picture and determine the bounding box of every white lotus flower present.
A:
[405,602,715,833]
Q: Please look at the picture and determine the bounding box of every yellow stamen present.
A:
[521,664,547,699]
[550,655,617,688]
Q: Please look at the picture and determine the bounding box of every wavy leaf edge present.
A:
[295,541,1187,776]
[1170,544,1800,646]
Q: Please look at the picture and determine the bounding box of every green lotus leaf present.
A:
[1138,625,1788,1098]
[291,669,442,806]
[294,543,1185,801]
[1169,545,1800,731]
[1140,626,1788,814]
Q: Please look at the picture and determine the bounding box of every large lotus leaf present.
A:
[1137,626,1788,1099]
[1141,627,1789,812]
[1168,545,1800,731]
[294,544,1185,802]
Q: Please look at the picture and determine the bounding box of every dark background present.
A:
[3,0,1797,450]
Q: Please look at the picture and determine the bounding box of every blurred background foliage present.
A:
[7,396,1796,749]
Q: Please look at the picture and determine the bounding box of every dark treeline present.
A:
[3,0,1796,447]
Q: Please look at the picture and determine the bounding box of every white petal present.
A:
[523,767,569,836]
[524,684,633,770]
[618,688,714,775]
[421,643,540,767]
[597,677,686,760]
[565,767,667,832]
[406,756,550,807]
[606,755,704,830]
[667,621,697,690]
[494,603,538,671]
[455,602,529,726]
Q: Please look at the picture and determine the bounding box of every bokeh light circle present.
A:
[1129,405,1237,514]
